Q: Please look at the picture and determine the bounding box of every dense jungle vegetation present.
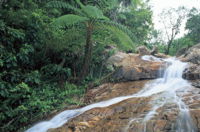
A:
[0,0,199,131]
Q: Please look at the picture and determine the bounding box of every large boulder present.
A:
[136,46,151,56]
[183,64,200,80]
[183,63,200,88]
[182,43,200,65]
[150,46,158,55]
[176,47,188,57]
[181,43,200,87]
[106,52,127,68]
[107,53,165,81]
[135,46,159,56]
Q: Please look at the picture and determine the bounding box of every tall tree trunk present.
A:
[79,22,93,80]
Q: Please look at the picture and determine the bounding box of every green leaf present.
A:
[54,14,88,27]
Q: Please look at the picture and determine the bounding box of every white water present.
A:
[26,56,197,132]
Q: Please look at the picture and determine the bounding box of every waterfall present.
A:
[136,56,197,132]
[26,56,197,132]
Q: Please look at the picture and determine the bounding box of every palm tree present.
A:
[47,0,135,80]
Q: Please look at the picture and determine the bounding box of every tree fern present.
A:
[47,0,136,79]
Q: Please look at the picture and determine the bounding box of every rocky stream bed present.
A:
[27,44,200,132]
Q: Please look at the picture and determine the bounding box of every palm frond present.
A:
[53,14,88,27]
[47,1,83,15]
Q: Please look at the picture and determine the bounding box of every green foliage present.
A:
[0,81,85,132]
[17,44,34,67]
[0,0,154,131]
[24,71,41,85]
[105,0,153,44]
[169,37,193,55]
[160,8,200,55]
[186,8,200,44]
[41,64,71,81]
[50,0,134,48]
[0,1,86,131]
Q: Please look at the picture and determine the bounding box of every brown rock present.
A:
[154,53,170,59]
[48,86,200,132]
[84,80,150,103]
[109,53,165,81]
[183,64,200,80]
[183,43,200,65]
[183,63,200,88]
[150,46,158,55]
[52,97,152,132]
[136,46,151,56]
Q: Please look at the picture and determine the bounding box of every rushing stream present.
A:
[26,56,197,132]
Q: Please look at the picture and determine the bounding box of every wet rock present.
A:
[176,47,188,57]
[150,46,158,55]
[191,109,200,130]
[191,80,200,88]
[136,45,161,56]
[183,64,200,80]
[84,80,150,104]
[48,97,152,132]
[47,85,200,132]
[136,46,151,56]
[107,53,165,81]
[106,52,127,68]
[181,44,200,87]
[47,87,200,132]
[154,53,170,59]
[183,63,200,87]
[182,43,200,65]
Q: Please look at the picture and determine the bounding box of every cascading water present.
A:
[138,56,197,132]
[26,56,197,132]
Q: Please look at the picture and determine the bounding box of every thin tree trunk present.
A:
[79,22,93,81]
[59,52,66,68]
[166,39,173,55]
[166,42,170,55]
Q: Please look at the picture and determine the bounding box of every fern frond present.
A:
[47,1,83,15]
[86,0,118,10]
[101,24,135,51]
[75,0,84,8]
[53,14,88,27]
[98,0,119,12]
[101,20,136,41]
[82,5,109,20]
